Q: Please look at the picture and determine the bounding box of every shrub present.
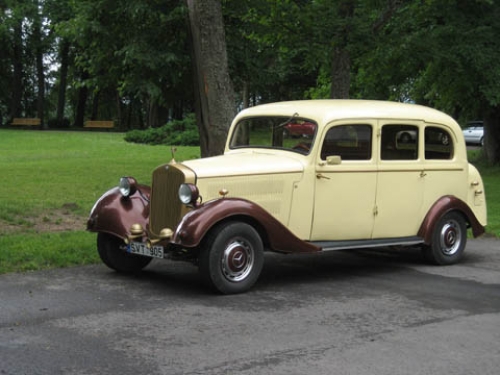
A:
[48,118,71,129]
[125,114,199,146]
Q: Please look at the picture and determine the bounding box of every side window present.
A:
[321,125,372,160]
[425,127,453,160]
[381,125,419,160]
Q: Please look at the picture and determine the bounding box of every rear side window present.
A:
[425,127,453,160]
[321,125,372,160]
[381,125,418,160]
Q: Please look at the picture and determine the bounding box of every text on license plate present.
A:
[128,242,164,259]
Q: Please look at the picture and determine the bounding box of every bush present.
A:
[48,118,71,129]
[124,114,199,146]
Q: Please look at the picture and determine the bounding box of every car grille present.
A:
[149,163,193,236]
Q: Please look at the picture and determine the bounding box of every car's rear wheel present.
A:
[199,221,264,294]
[480,137,484,147]
[423,212,467,265]
[97,232,152,273]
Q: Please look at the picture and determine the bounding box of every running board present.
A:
[310,236,424,252]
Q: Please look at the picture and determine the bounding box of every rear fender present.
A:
[172,198,320,254]
[87,186,150,240]
[418,195,485,244]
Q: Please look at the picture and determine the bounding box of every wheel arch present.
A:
[418,195,485,244]
[87,186,151,240]
[172,198,320,254]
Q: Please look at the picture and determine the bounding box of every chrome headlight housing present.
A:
[119,177,138,197]
[178,183,199,206]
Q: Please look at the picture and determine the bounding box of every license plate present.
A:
[128,242,164,259]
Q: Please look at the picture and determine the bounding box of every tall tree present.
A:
[357,0,500,163]
[8,10,24,121]
[32,0,46,128]
[187,0,236,156]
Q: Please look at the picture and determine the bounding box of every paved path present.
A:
[1,239,499,374]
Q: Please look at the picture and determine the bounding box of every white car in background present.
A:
[463,121,484,146]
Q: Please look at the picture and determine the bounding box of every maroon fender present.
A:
[418,195,485,244]
[172,198,320,254]
[86,185,151,240]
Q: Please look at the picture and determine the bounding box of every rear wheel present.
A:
[97,233,152,273]
[199,222,264,294]
[423,212,467,265]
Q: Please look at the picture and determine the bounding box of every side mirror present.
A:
[326,155,342,165]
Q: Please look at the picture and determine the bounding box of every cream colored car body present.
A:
[183,100,486,242]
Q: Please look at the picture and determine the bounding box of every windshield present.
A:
[229,116,317,154]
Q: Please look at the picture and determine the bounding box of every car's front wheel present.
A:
[97,232,152,273]
[199,221,264,294]
[423,212,467,265]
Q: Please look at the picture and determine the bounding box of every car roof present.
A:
[234,100,458,128]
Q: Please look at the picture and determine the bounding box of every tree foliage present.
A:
[1,0,500,160]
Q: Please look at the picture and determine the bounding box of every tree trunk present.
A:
[148,99,159,128]
[484,106,500,164]
[91,91,100,120]
[9,21,23,121]
[56,40,70,127]
[330,0,355,100]
[74,72,89,128]
[330,47,351,99]
[186,0,236,157]
[116,92,123,129]
[242,81,250,109]
[34,15,46,129]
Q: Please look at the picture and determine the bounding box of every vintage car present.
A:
[87,100,487,294]
[283,120,316,138]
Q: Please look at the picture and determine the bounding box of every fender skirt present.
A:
[86,185,151,240]
[172,198,320,254]
[417,195,485,244]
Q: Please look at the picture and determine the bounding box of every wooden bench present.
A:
[11,118,41,126]
[84,120,115,129]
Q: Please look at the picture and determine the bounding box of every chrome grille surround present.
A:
[149,163,195,237]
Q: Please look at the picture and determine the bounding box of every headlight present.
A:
[119,177,138,197]
[178,183,199,206]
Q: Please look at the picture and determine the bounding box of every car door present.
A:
[311,122,377,241]
[372,121,425,239]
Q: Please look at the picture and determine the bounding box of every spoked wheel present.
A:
[199,222,264,294]
[97,232,152,273]
[423,212,467,265]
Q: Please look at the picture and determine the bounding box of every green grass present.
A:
[0,130,498,274]
[0,231,99,273]
[0,129,200,274]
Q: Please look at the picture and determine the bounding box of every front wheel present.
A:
[422,212,467,265]
[199,222,264,294]
[97,232,152,273]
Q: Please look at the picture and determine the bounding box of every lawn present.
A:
[0,129,200,273]
[0,130,498,274]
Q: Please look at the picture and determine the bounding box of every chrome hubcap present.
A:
[221,238,254,282]
[439,220,461,255]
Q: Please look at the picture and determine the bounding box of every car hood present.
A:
[181,151,304,179]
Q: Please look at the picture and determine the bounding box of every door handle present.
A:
[316,173,331,180]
